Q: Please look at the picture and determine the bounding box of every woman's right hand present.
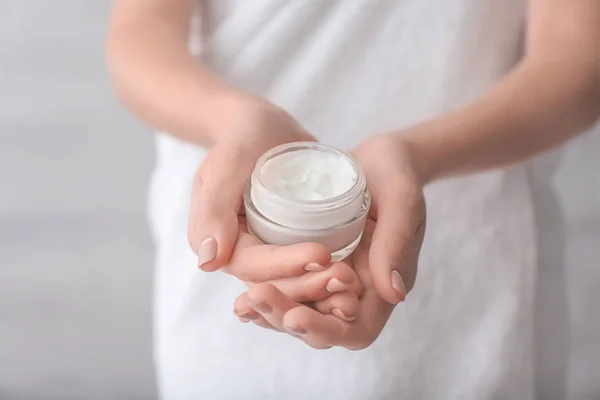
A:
[187,94,363,320]
[188,94,314,272]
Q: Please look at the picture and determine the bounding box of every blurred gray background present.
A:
[0,1,598,399]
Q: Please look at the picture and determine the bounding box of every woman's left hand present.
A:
[234,134,427,349]
[350,133,427,305]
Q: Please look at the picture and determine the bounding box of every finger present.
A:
[234,292,281,331]
[284,286,391,350]
[282,306,349,348]
[189,147,256,272]
[266,262,363,303]
[246,283,300,331]
[246,285,337,350]
[233,292,261,321]
[368,184,425,304]
[251,316,280,331]
[313,291,360,322]
[286,248,392,349]
[224,239,332,282]
[239,287,360,324]
[188,178,240,273]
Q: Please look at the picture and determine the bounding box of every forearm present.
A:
[403,57,600,183]
[106,0,238,147]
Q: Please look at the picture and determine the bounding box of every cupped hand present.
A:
[187,95,314,272]
[232,219,393,350]
[227,216,363,323]
[187,95,363,320]
[352,134,426,305]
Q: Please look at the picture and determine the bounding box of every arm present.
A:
[402,0,600,183]
[106,0,239,146]
[108,0,362,324]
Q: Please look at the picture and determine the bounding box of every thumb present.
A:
[188,149,254,272]
[188,201,239,272]
[368,187,425,304]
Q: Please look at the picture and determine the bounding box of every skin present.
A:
[107,0,600,349]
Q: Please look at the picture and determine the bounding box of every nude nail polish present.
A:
[234,308,256,320]
[332,308,356,322]
[305,263,327,272]
[326,278,348,293]
[391,270,406,299]
[197,237,217,269]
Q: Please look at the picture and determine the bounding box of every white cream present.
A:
[260,149,357,201]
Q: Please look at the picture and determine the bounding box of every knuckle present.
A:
[186,223,202,253]
[395,236,413,265]
[187,212,213,245]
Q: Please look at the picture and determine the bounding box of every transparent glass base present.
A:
[330,232,363,261]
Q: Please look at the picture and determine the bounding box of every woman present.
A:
[107,0,600,398]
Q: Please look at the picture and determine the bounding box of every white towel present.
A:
[149,1,567,398]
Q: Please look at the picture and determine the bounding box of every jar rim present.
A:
[244,182,371,233]
[251,142,365,211]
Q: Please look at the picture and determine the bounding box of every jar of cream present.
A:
[243,142,370,261]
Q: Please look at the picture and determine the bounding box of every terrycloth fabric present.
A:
[149,1,568,398]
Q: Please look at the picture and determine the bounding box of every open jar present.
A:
[243,142,370,261]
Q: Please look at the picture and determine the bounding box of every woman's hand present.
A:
[232,220,395,350]
[187,94,314,272]
[187,94,363,320]
[351,134,427,305]
[228,217,364,324]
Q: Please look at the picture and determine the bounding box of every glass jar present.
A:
[243,142,370,261]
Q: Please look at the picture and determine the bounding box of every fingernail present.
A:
[250,301,272,314]
[239,317,251,323]
[332,308,356,322]
[234,309,257,320]
[391,270,406,299]
[284,323,307,335]
[305,263,327,272]
[326,278,349,293]
[197,237,217,270]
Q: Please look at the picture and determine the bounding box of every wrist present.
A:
[199,89,256,145]
[392,123,448,186]
[214,97,315,151]
[204,94,316,171]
